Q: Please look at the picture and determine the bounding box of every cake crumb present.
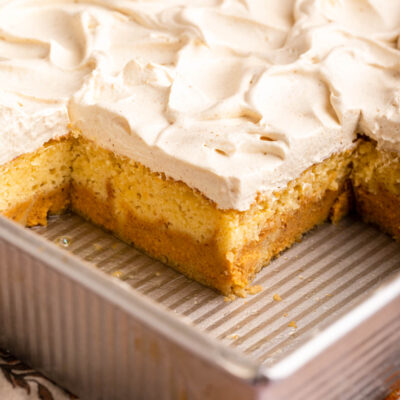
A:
[93,243,103,250]
[112,270,123,278]
[224,294,236,302]
[273,293,282,302]
[299,275,304,280]
[231,285,262,299]
[283,312,288,317]
[155,272,161,277]
[235,287,247,298]
[247,285,263,295]
[288,321,297,329]
[228,334,239,340]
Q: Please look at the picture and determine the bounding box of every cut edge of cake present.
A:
[352,140,400,241]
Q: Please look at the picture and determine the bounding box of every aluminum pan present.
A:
[34,213,400,367]
[0,212,400,399]
[0,214,261,379]
[0,214,264,400]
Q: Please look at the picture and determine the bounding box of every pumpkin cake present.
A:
[0,0,399,294]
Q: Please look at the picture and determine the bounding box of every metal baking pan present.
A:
[0,212,399,399]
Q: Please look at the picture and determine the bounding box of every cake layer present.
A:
[0,137,73,226]
[0,134,354,294]
[71,137,352,294]
[1,135,398,294]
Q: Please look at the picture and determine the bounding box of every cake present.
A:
[0,0,399,295]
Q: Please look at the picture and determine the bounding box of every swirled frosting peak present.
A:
[1,0,400,210]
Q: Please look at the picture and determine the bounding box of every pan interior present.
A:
[32,213,400,367]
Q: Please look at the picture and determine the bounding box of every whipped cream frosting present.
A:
[1,0,400,210]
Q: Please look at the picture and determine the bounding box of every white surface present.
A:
[0,350,74,400]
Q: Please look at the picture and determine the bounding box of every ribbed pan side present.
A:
[34,213,400,368]
[0,233,258,400]
[264,281,400,400]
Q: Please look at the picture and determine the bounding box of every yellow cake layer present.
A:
[71,137,353,294]
[0,137,73,226]
[352,140,400,197]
